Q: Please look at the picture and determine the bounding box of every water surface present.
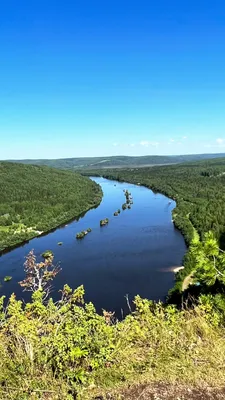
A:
[0,178,186,315]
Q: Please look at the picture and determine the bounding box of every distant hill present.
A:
[8,153,225,170]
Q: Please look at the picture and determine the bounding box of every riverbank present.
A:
[0,191,103,256]
[0,162,103,255]
[1,274,225,400]
[100,173,194,243]
[83,170,195,243]
[0,177,186,312]
[82,170,193,296]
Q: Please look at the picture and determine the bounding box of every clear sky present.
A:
[1,0,225,159]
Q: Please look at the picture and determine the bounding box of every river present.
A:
[0,178,186,315]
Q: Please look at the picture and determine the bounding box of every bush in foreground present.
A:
[0,250,225,399]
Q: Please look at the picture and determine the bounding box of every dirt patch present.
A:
[97,383,225,400]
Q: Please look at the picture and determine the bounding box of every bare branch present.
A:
[18,250,61,299]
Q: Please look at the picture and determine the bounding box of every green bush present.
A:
[3,276,12,282]
[0,249,225,399]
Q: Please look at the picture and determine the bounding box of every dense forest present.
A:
[85,157,225,294]
[0,162,102,253]
[9,152,225,170]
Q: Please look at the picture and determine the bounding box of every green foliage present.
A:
[170,230,225,300]
[76,229,92,239]
[100,218,109,226]
[91,157,225,245]
[0,249,225,398]
[76,231,86,239]
[4,276,12,282]
[42,250,54,259]
[0,162,102,252]
[0,282,225,399]
[187,231,225,287]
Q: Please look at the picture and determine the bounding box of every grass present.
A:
[0,293,225,399]
[95,311,225,388]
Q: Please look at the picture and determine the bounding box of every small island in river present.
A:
[100,218,109,226]
[76,228,92,239]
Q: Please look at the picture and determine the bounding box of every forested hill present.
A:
[0,162,102,253]
[8,152,225,170]
[92,157,225,243]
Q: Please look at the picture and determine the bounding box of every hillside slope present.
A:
[0,162,102,252]
[8,152,225,170]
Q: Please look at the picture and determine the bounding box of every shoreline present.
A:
[173,266,184,273]
[93,173,190,296]
[0,193,103,257]
[1,176,188,299]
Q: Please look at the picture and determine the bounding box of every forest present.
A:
[0,162,102,253]
[9,152,225,170]
[88,157,225,241]
[85,157,225,295]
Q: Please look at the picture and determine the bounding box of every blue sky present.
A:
[1,0,225,159]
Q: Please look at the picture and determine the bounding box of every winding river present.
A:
[0,178,186,315]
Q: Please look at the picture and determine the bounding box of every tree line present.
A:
[0,162,102,252]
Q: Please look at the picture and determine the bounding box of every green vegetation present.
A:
[1,249,225,399]
[100,218,109,226]
[96,158,225,244]
[76,232,86,239]
[113,209,121,216]
[0,162,102,253]
[76,229,92,239]
[42,250,54,259]
[9,153,225,170]
[3,276,12,282]
[121,189,133,210]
